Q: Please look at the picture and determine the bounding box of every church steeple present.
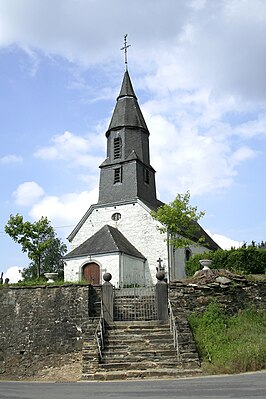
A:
[106,71,148,136]
[98,70,161,209]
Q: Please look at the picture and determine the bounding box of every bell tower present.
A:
[98,70,161,209]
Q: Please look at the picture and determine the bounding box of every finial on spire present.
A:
[120,34,131,71]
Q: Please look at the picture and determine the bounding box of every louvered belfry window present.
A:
[144,168,150,184]
[114,137,121,159]
[114,167,122,184]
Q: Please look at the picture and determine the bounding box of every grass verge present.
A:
[0,279,91,287]
[188,302,266,374]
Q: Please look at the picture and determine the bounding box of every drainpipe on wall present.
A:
[167,231,171,282]
[119,252,123,288]
[143,260,146,287]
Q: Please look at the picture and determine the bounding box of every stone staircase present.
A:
[82,320,202,381]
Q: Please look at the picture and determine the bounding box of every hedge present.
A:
[186,247,266,277]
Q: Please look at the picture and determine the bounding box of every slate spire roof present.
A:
[64,224,146,260]
[106,71,148,137]
[98,69,161,208]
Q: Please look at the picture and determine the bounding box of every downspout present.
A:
[167,231,171,282]
[119,252,123,288]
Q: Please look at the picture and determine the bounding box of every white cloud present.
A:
[13,181,45,206]
[234,115,266,139]
[0,0,188,66]
[145,107,256,197]
[1,0,265,245]
[3,266,23,283]
[29,187,99,227]
[0,154,23,164]
[207,231,243,250]
[0,0,265,103]
[0,1,265,201]
[34,130,104,169]
[229,147,256,167]
[12,180,99,238]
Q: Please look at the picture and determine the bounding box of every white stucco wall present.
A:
[65,199,213,284]
[64,251,146,287]
[172,245,211,280]
[66,200,168,285]
[64,253,120,285]
[121,254,146,287]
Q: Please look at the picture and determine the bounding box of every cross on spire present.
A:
[121,34,131,71]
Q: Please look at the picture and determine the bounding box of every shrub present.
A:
[186,247,266,276]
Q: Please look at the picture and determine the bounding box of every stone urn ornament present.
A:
[199,259,213,270]
[44,272,58,283]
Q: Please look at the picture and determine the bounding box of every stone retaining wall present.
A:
[169,278,266,317]
[0,284,101,378]
[0,277,265,379]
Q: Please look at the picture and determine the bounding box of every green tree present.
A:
[5,214,67,279]
[151,191,205,248]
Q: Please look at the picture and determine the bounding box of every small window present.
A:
[114,167,122,184]
[111,212,121,221]
[114,137,121,159]
[144,168,150,184]
[185,248,192,262]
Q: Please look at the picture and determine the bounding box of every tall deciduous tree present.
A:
[151,191,205,248]
[5,214,67,279]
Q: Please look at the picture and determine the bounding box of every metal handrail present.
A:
[95,300,105,362]
[168,298,180,360]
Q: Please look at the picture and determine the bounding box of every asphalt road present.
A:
[0,371,265,399]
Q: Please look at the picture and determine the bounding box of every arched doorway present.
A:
[82,262,100,284]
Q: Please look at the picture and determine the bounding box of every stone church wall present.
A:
[67,200,168,285]
[0,284,101,378]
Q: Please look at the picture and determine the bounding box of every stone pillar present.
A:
[155,271,168,322]
[102,272,114,323]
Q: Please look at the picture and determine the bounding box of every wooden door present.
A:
[82,263,100,284]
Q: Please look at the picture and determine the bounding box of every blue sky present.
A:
[1,0,266,282]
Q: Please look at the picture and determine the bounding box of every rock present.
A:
[197,296,208,305]
[215,276,232,285]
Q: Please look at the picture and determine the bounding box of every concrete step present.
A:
[104,337,174,346]
[101,354,179,363]
[104,332,170,338]
[105,326,170,334]
[102,349,177,357]
[82,368,203,381]
[105,323,170,332]
[102,344,175,353]
[179,352,199,360]
[98,360,182,371]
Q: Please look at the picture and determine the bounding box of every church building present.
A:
[64,69,219,287]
